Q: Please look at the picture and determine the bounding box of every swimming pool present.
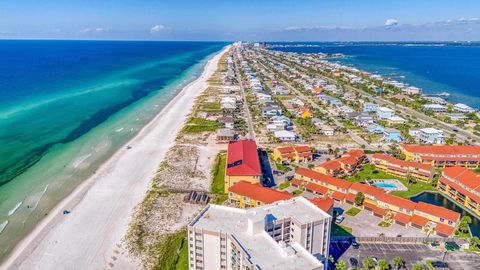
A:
[372,182,397,189]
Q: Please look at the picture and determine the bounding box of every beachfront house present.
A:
[387,115,407,125]
[366,123,384,134]
[383,128,402,142]
[454,103,475,113]
[274,130,296,141]
[422,104,446,113]
[224,140,262,193]
[377,107,395,119]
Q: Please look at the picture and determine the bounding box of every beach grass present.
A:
[150,229,187,270]
[200,102,221,112]
[183,117,220,133]
[211,152,228,204]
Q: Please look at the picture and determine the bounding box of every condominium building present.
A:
[401,144,480,168]
[293,167,460,236]
[188,197,331,270]
[371,154,434,182]
[272,145,313,163]
[228,181,293,208]
[225,140,262,193]
[314,149,367,177]
[437,167,480,217]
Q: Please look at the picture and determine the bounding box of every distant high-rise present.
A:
[187,196,331,270]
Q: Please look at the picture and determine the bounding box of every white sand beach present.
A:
[1,46,229,270]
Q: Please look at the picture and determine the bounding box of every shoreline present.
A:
[1,45,229,270]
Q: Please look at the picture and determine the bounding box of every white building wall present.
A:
[203,233,221,270]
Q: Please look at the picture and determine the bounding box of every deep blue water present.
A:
[270,42,480,108]
[0,40,226,186]
[411,192,480,238]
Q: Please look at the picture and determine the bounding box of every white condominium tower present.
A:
[187,197,332,270]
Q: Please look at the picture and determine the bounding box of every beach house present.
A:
[383,128,402,142]
[418,128,445,145]
[224,140,262,193]
[454,103,475,113]
[377,107,395,119]
[363,103,379,113]
[273,145,312,163]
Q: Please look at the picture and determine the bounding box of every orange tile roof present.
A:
[410,215,429,227]
[330,191,346,201]
[415,202,460,222]
[443,167,480,193]
[372,153,433,171]
[394,212,412,224]
[317,160,342,171]
[310,197,334,212]
[228,181,292,204]
[379,194,417,211]
[350,182,385,198]
[305,182,329,195]
[435,223,455,236]
[402,144,480,156]
[276,146,295,154]
[291,178,305,186]
[439,177,480,203]
[345,193,356,203]
[296,168,352,190]
[363,202,387,216]
[295,145,311,153]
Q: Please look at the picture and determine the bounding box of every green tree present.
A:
[470,236,480,248]
[458,215,472,234]
[335,259,347,270]
[354,192,365,206]
[392,256,405,270]
[377,259,389,270]
[406,174,417,185]
[412,264,425,270]
[362,257,375,269]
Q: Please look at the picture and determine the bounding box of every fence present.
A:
[331,236,459,244]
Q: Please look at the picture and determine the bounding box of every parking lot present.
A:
[330,241,480,270]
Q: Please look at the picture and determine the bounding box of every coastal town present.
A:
[160,42,480,270]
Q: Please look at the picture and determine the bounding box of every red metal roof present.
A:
[415,202,460,222]
[228,181,292,204]
[226,140,261,176]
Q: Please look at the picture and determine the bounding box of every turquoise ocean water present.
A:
[0,40,225,260]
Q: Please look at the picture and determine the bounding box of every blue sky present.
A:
[1,0,479,41]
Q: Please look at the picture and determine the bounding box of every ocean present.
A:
[270,42,480,108]
[0,40,225,261]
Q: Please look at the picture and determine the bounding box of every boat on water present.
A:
[0,220,8,234]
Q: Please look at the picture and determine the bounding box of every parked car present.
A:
[431,261,448,268]
[349,257,358,268]
[335,216,345,224]
[351,240,360,249]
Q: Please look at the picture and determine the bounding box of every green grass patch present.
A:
[151,229,187,270]
[378,221,392,227]
[183,117,220,133]
[279,181,291,190]
[331,223,353,236]
[348,164,436,198]
[292,189,304,196]
[425,260,434,270]
[345,207,361,216]
[454,229,472,238]
[211,152,226,195]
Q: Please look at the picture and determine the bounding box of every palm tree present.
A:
[412,264,425,270]
[392,256,405,270]
[362,257,375,269]
[354,192,365,206]
[335,259,347,270]
[377,259,389,270]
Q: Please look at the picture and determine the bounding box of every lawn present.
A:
[345,207,361,216]
[378,221,392,227]
[348,164,436,199]
[183,117,220,133]
[211,152,228,204]
[292,189,304,196]
[331,223,353,236]
[278,181,291,190]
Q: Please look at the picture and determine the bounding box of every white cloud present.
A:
[385,18,398,27]
[150,24,168,34]
[79,27,109,34]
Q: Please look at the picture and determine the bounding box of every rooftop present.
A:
[191,197,329,270]
[402,144,480,155]
[226,140,261,176]
[229,181,293,204]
